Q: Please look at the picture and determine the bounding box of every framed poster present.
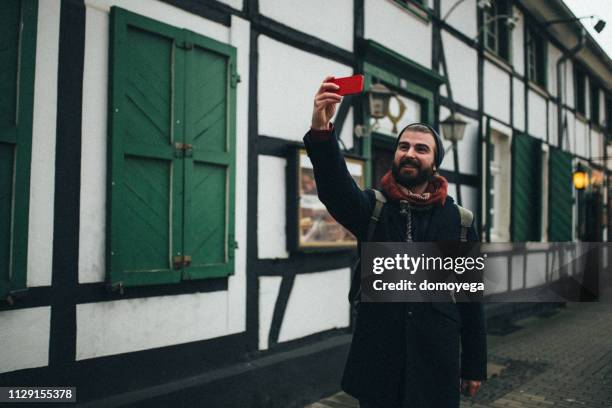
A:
[287,148,366,252]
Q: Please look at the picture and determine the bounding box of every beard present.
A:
[391,157,434,188]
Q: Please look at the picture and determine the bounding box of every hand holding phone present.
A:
[329,74,364,96]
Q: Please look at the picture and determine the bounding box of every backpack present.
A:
[348,189,474,311]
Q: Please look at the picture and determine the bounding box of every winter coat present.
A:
[303,128,487,408]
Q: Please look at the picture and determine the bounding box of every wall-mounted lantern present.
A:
[354,83,395,138]
[440,113,467,142]
[573,167,589,190]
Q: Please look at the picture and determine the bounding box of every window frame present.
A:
[0,0,38,301]
[526,25,547,88]
[574,67,586,117]
[482,0,511,61]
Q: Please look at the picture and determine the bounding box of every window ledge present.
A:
[527,81,550,99]
[391,0,431,24]
[483,50,512,74]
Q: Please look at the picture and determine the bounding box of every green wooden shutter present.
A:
[182,32,237,280]
[0,0,37,298]
[511,133,542,242]
[108,8,237,287]
[548,147,573,241]
[108,8,184,287]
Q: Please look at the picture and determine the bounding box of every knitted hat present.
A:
[395,123,445,168]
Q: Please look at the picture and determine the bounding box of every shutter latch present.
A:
[231,72,241,88]
[174,143,193,158]
[173,255,192,269]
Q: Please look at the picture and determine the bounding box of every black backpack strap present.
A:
[367,189,387,241]
[350,189,387,310]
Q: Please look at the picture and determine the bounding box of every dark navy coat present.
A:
[304,129,487,408]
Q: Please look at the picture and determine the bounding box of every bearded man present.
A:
[303,76,487,408]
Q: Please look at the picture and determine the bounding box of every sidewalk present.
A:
[306,299,612,408]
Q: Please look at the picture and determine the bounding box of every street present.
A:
[307,297,612,408]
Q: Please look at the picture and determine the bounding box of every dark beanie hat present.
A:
[395,122,445,168]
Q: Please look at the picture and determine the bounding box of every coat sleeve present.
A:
[456,218,488,380]
[303,127,373,240]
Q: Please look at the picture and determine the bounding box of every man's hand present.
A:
[311,76,342,131]
[460,379,482,397]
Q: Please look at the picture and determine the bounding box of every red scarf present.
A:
[380,171,448,208]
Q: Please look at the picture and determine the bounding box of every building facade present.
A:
[1,0,611,406]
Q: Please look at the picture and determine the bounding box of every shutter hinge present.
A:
[173,255,192,269]
[231,72,241,88]
[176,41,193,50]
[174,142,193,158]
[107,281,125,295]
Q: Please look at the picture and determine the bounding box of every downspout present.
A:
[556,28,585,149]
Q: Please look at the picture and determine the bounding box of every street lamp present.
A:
[440,113,467,142]
[573,167,589,190]
[354,83,395,138]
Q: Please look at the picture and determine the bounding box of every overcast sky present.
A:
[562,0,612,59]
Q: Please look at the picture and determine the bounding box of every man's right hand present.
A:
[311,76,342,131]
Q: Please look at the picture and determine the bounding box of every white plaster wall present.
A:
[27,0,61,287]
[547,44,562,98]
[278,268,350,343]
[78,3,249,335]
[217,0,242,10]
[258,276,282,351]
[548,100,558,147]
[364,0,432,69]
[258,156,289,259]
[511,7,524,75]
[585,77,590,119]
[512,77,525,132]
[460,185,478,221]
[447,183,457,203]
[510,255,524,290]
[76,292,229,360]
[0,307,50,374]
[441,31,478,110]
[525,253,547,287]
[440,0,477,38]
[591,129,603,166]
[575,118,588,158]
[439,106,479,175]
[84,0,230,41]
[527,90,546,140]
[258,36,352,142]
[259,0,353,51]
[563,110,575,154]
[599,90,606,128]
[484,256,508,294]
[483,60,510,124]
[563,60,574,110]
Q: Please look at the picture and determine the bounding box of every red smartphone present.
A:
[330,74,364,96]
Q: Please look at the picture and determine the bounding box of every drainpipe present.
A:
[557,28,585,149]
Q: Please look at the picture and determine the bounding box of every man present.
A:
[303,77,487,408]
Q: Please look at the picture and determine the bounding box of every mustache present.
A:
[399,158,420,167]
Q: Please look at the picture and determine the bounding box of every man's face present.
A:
[391,130,436,188]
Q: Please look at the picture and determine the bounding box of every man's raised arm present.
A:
[302,76,373,240]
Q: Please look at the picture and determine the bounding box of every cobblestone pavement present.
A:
[306,298,612,408]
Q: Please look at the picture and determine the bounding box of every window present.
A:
[0,0,37,300]
[526,26,546,88]
[107,7,238,288]
[392,0,429,21]
[488,129,511,242]
[590,82,599,124]
[483,0,511,60]
[575,68,586,116]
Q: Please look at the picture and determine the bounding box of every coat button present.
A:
[407,311,413,316]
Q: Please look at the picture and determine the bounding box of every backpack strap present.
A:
[350,189,387,311]
[456,204,474,242]
[367,189,387,241]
